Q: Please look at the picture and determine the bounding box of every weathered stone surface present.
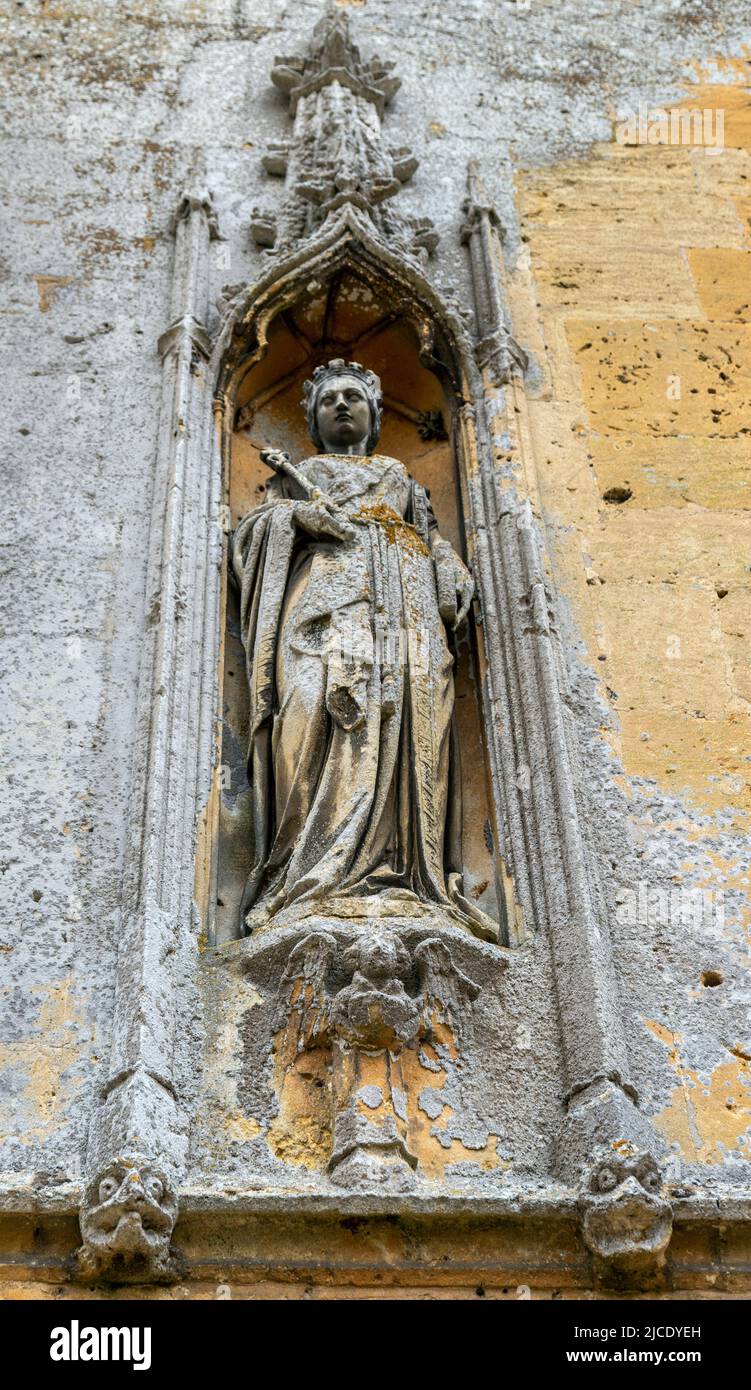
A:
[513,50,751,1209]
[2,0,751,1298]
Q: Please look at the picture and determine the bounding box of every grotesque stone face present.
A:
[314,373,373,453]
[581,1151,672,1279]
[78,1160,178,1274]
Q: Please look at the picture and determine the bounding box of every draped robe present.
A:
[231,452,498,943]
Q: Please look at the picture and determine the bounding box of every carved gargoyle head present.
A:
[581,1148,672,1279]
[76,1159,178,1282]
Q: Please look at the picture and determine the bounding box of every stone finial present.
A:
[460,161,528,385]
[271,6,401,117]
[251,6,435,260]
[170,188,221,240]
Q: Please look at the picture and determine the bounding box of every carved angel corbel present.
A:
[272,930,483,1190]
[273,930,336,1056]
[413,937,481,1047]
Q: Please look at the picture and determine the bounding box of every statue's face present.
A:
[315,373,372,452]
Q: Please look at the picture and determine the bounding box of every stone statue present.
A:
[231,358,498,942]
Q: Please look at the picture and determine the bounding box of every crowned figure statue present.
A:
[231,358,498,942]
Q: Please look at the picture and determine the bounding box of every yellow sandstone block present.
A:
[689,248,751,320]
[673,80,751,150]
[566,319,751,437]
[587,435,751,510]
[592,581,731,718]
[517,58,751,838]
[530,249,698,318]
[587,510,750,586]
[645,1020,751,1166]
[734,196,751,244]
[717,589,751,706]
[612,710,751,823]
[692,148,751,209]
[521,149,747,249]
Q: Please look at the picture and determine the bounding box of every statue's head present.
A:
[303,358,383,455]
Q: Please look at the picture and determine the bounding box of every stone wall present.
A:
[1,0,749,1294]
[512,64,751,1175]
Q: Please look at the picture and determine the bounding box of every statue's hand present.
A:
[454,561,474,629]
[259,447,291,470]
[294,498,356,543]
[433,540,474,629]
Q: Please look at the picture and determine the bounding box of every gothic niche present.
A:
[202,6,516,1195]
[215,290,502,949]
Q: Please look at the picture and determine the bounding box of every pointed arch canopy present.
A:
[212,206,484,415]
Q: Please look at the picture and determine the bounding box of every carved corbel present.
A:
[328,935,421,1189]
[273,931,483,1191]
[74,1158,181,1286]
[580,1146,673,1285]
[558,1078,674,1285]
